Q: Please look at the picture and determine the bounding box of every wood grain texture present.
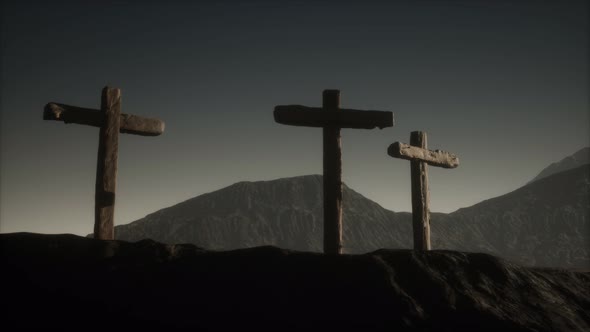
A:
[322,90,343,255]
[388,142,459,168]
[409,131,431,251]
[119,113,165,136]
[274,105,393,129]
[44,102,164,136]
[94,87,121,240]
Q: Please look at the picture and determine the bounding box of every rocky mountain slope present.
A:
[434,164,590,268]
[2,233,589,331]
[115,175,415,252]
[529,147,589,183]
[114,164,589,269]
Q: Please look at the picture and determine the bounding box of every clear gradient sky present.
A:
[1,0,588,236]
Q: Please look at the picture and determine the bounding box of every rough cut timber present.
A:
[388,142,459,168]
[94,87,121,240]
[322,90,343,255]
[44,103,164,136]
[43,86,165,240]
[388,131,460,251]
[274,90,394,255]
[274,105,393,129]
[409,131,431,251]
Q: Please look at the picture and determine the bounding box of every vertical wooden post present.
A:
[322,89,342,254]
[410,131,431,250]
[94,87,121,240]
[274,91,393,254]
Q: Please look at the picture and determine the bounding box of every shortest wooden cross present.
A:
[388,131,459,250]
[44,86,165,240]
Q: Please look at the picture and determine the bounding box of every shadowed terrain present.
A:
[2,233,589,331]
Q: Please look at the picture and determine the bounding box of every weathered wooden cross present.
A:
[387,131,459,250]
[43,86,165,240]
[274,90,394,254]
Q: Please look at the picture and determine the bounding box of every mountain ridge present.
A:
[529,147,589,183]
[115,174,413,252]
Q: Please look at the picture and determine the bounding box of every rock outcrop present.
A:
[2,233,589,331]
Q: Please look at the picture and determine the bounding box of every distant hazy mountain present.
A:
[115,164,590,268]
[529,147,589,183]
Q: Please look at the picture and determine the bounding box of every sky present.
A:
[1,0,588,236]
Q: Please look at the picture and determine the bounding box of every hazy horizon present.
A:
[1,0,588,236]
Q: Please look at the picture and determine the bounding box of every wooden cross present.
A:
[43,86,165,240]
[274,90,394,254]
[387,131,459,250]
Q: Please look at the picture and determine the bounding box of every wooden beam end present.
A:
[273,107,281,123]
[387,142,402,158]
[43,103,64,121]
[444,155,460,169]
[102,86,121,98]
[378,112,394,129]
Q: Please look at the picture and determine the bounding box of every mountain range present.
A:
[114,147,590,269]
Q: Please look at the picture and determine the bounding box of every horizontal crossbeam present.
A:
[388,142,459,168]
[274,105,393,129]
[44,103,164,136]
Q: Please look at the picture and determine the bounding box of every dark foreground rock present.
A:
[2,233,589,331]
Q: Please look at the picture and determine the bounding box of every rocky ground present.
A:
[2,232,589,331]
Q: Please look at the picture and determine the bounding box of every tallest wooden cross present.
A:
[44,86,165,240]
[274,90,394,254]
